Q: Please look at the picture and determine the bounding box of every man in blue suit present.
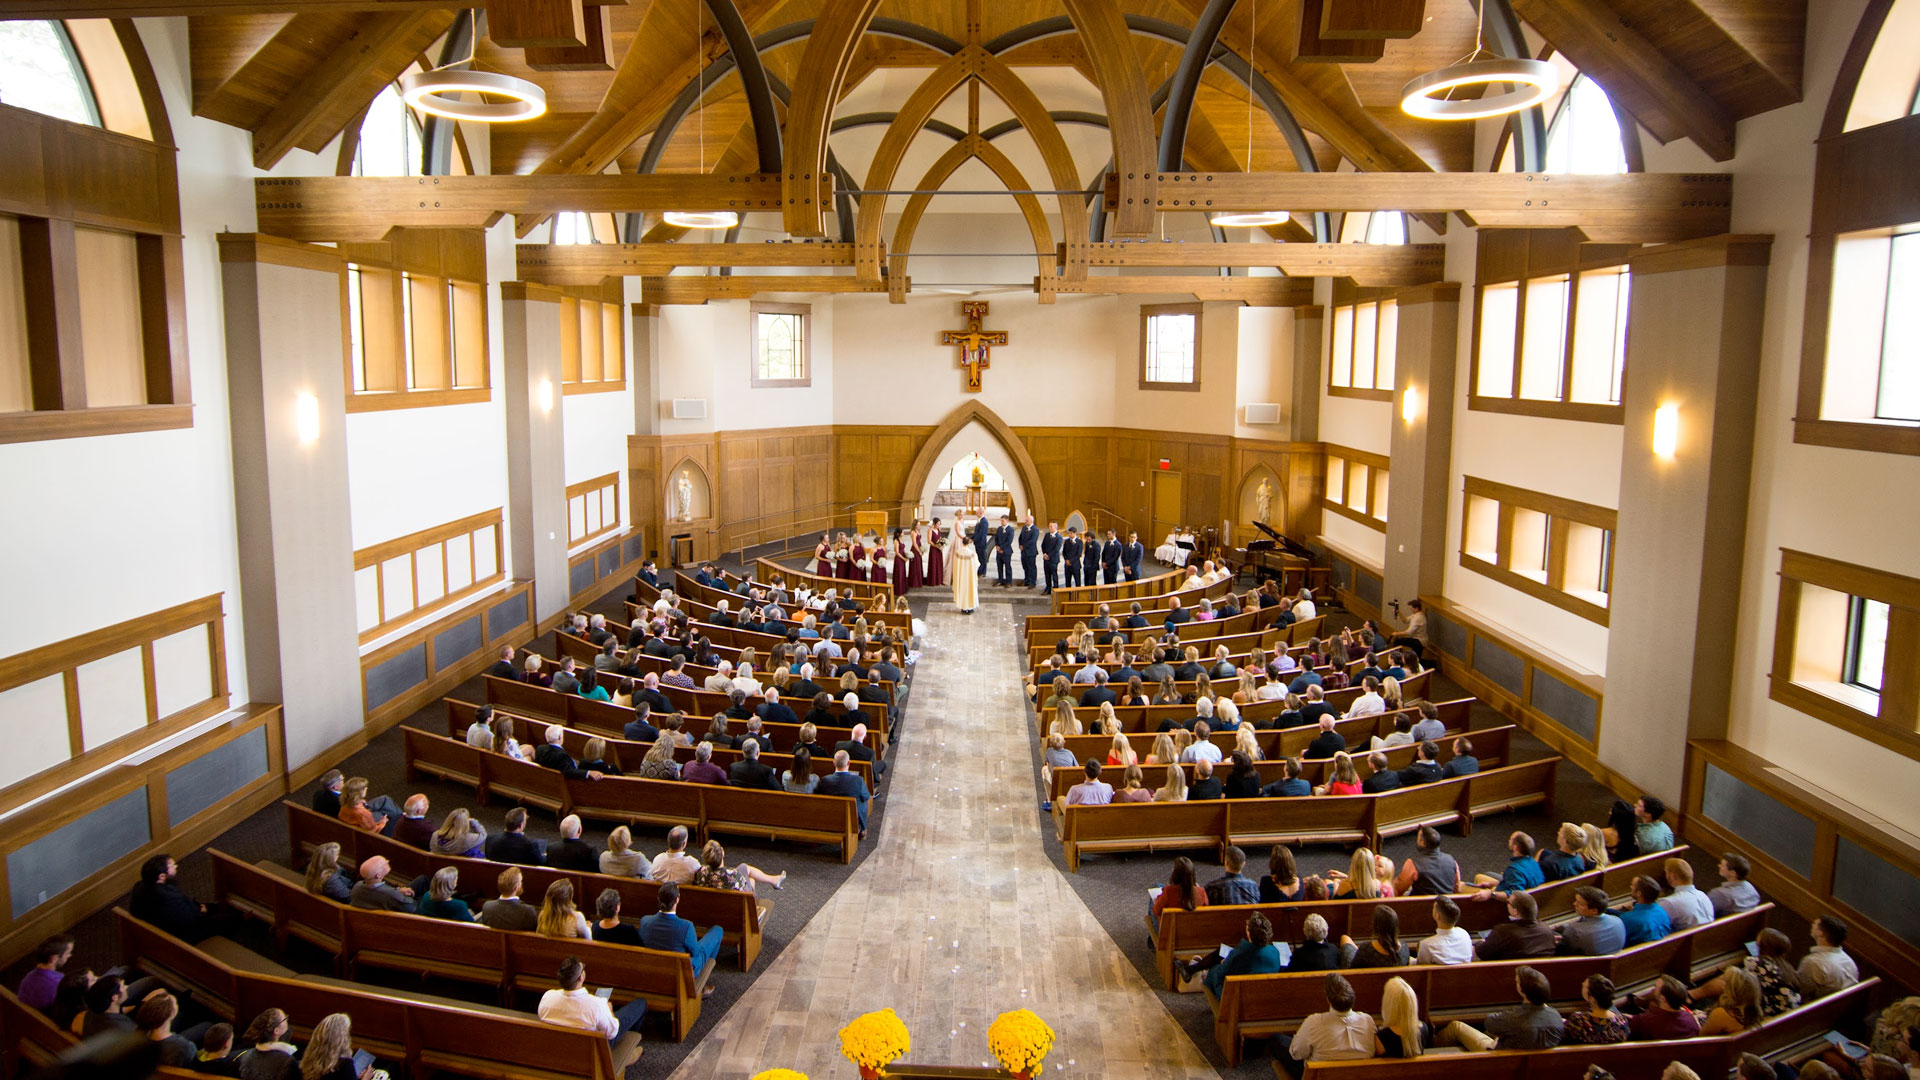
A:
[1017,515,1039,588]
[1100,529,1122,584]
[1061,528,1083,589]
[1082,532,1102,589]
[994,515,1015,586]
[815,750,872,837]
[1124,531,1146,581]
[972,515,991,577]
[1040,522,1062,594]
[639,883,724,976]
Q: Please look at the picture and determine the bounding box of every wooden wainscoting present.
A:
[353,509,506,645]
[359,581,538,736]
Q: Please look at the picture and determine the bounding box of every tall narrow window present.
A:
[750,302,810,387]
[1877,231,1919,421]
[1845,597,1890,693]
[1543,75,1628,175]
[400,272,416,388]
[1141,304,1200,388]
[353,83,424,177]
[553,212,595,245]
[347,265,367,392]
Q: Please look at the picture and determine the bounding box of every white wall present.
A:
[914,416,1031,515]
[1234,306,1295,439]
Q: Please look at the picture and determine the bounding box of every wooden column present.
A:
[1383,283,1460,613]
[1289,304,1324,443]
[1602,235,1773,802]
[501,283,571,627]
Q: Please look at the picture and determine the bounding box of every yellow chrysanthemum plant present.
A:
[987,1009,1055,1077]
[839,1008,911,1076]
[750,1071,809,1080]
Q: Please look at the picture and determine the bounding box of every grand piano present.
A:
[1229,521,1327,594]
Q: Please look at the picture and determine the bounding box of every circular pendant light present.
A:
[1209,211,1295,228]
[400,69,546,122]
[661,211,739,229]
[1400,58,1558,120]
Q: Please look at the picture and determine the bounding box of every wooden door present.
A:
[1151,470,1183,541]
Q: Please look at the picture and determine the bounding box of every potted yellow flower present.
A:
[987,1009,1054,1078]
[751,1072,808,1080]
[838,1008,910,1078]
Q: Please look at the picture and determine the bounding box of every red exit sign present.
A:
[1157,459,1171,470]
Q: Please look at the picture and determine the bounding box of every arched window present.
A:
[1338,211,1407,245]
[1543,75,1628,175]
[553,212,595,245]
[0,20,99,127]
[352,83,424,177]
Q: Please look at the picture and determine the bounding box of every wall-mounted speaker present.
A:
[670,398,708,420]
[1244,403,1282,425]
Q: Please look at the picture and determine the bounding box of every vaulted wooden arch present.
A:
[888,135,1057,302]
[900,401,1047,527]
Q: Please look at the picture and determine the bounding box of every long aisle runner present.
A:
[661,596,1219,1079]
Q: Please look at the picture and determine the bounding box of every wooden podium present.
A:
[854,510,890,536]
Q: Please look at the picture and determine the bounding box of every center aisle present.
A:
[663,595,1220,1080]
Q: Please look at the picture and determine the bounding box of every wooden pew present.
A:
[532,641,896,727]
[1049,575,1235,616]
[1060,759,1559,870]
[480,674,886,747]
[1147,847,1687,987]
[551,631,898,707]
[1050,566,1189,608]
[1299,978,1878,1078]
[675,571,911,634]
[744,560,893,604]
[1048,725,1517,800]
[403,729,863,862]
[1024,604,1279,644]
[1055,696,1473,761]
[281,802,770,970]
[112,909,628,1077]
[1210,904,1770,1066]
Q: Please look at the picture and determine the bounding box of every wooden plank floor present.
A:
[663,596,1220,1080]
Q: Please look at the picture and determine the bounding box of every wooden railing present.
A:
[353,508,504,644]
[565,471,621,548]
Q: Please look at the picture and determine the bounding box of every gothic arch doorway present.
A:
[900,401,1047,526]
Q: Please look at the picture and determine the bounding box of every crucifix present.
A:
[940,301,1007,392]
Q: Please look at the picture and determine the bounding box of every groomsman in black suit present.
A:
[1123,531,1147,581]
[994,515,1015,586]
[1061,528,1083,589]
[1018,515,1039,588]
[1100,528,1122,584]
[1081,531,1103,589]
[1040,522,1062,594]
[973,515,992,577]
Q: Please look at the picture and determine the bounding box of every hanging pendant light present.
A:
[400,12,545,123]
[1211,0,1292,230]
[663,0,739,230]
[1400,2,1557,120]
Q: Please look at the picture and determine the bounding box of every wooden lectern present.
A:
[855,510,890,535]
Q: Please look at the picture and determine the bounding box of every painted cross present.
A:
[940,301,1007,392]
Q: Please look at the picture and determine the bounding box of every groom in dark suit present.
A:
[1040,522,1062,594]
[972,515,991,577]
[1017,516,1039,588]
[994,515,1015,586]
[1061,528,1083,589]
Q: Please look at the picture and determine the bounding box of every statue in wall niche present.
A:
[675,471,694,522]
[1255,478,1273,525]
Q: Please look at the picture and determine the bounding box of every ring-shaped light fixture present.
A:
[1209,211,1296,229]
[661,211,740,229]
[1400,58,1558,120]
[401,69,546,123]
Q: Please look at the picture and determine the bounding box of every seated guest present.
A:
[692,839,787,893]
[621,701,659,744]
[1276,973,1381,1077]
[193,1022,238,1076]
[232,1009,298,1079]
[131,854,217,943]
[1261,757,1312,798]
[536,958,645,1071]
[1562,974,1630,1045]
[17,934,73,1012]
[1408,701,1446,743]
[1152,762,1189,803]
[1634,794,1676,853]
[1261,846,1303,903]
[1472,832,1545,900]
[1628,975,1702,1041]
[417,867,475,923]
[1222,752,1262,799]
[465,705,496,749]
[640,883,724,979]
[1537,823,1590,882]
[1696,966,1765,1036]
[1342,904,1410,968]
[599,826,650,879]
[550,815,600,872]
[1442,736,1479,777]
[484,645,518,681]
[1114,764,1155,803]
[680,742,730,786]
[477,867,539,931]
[1391,827,1460,896]
[1178,911,1282,997]
[1477,892,1556,961]
[1204,846,1260,905]
[303,843,354,902]
[1415,897,1473,965]
[754,688,798,728]
[1657,857,1716,930]
[349,856,415,913]
[1182,721,1223,766]
[729,741,783,791]
[783,746,819,794]
[815,750,872,838]
[523,654,552,688]
[537,879,591,939]
[1303,717,1345,760]
[1318,751,1364,796]
[1064,760,1114,806]
[634,739,681,781]
[576,736,621,776]
[1612,875,1673,945]
[1557,887,1627,955]
[1151,857,1208,931]
[1397,741,1445,786]
[650,827,701,884]
[1798,915,1860,999]
[1187,758,1223,801]
[1436,966,1563,1051]
[551,657,581,696]
[1689,928,1802,1017]
[1288,914,1342,972]
[1708,852,1761,916]
[577,669,611,702]
[590,889,642,947]
[1328,847,1391,901]
[1370,714,1414,750]
[1040,733,1078,787]
[392,794,434,849]
[1360,752,1402,794]
[485,808,547,866]
[534,726,606,780]
[1343,677,1385,719]
[1375,976,1428,1060]
[836,721,885,779]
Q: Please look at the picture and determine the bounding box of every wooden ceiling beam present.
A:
[517,242,863,283]
[0,0,620,13]
[1111,171,1733,243]
[1511,0,1737,161]
[1061,241,1445,286]
[1294,0,1387,63]
[487,0,586,49]
[781,0,884,236]
[639,274,885,303]
[1057,0,1158,237]
[1049,275,1315,305]
[1317,0,1428,39]
[254,172,830,241]
[248,10,453,169]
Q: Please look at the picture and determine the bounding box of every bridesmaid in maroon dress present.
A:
[892,529,912,596]
[904,528,922,592]
[846,537,865,581]
[926,519,946,588]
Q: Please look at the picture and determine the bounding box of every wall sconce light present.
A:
[536,378,555,413]
[1652,402,1680,458]
[295,392,319,444]
[1401,385,1421,424]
